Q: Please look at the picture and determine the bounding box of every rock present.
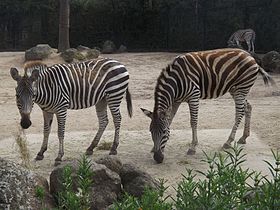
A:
[61,48,86,63]
[262,51,280,73]
[77,45,90,51]
[95,155,123,174]
[86,49,100,59]
[102,40,116,54]
[25,44,53,61]
[117,44,127,53]
[120,163,160,198]
[50,160,121,210]
[0,158,55,209]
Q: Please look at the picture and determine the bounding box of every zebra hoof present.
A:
[35,154,44,161]
[109,150,117,155]
[187,149,196,155]
[85,150,93,156]
[222,143,232,149]
[54,159,62,166]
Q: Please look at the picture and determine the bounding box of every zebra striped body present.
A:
[11,58,132,164]
[142,48,274,163]
[227,29,256,53]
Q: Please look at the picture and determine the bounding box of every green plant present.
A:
[35,185,46,209]
[57,155,93,210]
[110,179,173,210]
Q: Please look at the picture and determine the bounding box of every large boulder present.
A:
[95,155,123,175]
[86,48,100,59]
[25,44,54,61]
[0,158,55,210]
[50,160,121,210]
[262,51,280,73]
[102,40,116,54]
[61,48,86,63]
[120,163,160,198]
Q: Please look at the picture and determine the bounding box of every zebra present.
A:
[141,48,275,163]
[10,58,133,165]
[227,29,256,53]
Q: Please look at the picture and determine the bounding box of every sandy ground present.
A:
[0,51,279,197]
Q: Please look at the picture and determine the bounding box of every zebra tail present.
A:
[258,66,277,87]
[126,88,133,118]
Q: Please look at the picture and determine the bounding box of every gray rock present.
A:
[50,160,121,210]
[77,45,90,51]
[120,163,160,198]
[86,49,100,59]
[0,158,55,210]
[117,44,127,53]
[102,40,116,54]
[25,44,53,61]
[61,48,86,63]
[95,155,123,175]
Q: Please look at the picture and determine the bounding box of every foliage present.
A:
[0,0,280,51]
[111,145,280,210]
[109,179,173,210]
[57,155,93,210]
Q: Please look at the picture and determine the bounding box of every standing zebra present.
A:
[141,48,274,163]
[10,58,133,165]
[227,29,256,53]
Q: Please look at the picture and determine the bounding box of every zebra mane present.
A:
[24,60,47,77]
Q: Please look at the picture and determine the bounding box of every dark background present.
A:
[0,0,279,52]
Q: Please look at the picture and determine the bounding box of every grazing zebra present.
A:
[227,29,256,53]
[141,48,274,163]
[10,58,133,165]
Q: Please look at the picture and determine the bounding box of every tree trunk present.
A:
[58,0,70,52]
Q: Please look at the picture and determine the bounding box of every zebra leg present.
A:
[237,101,252,144]
[86,99,108,155]
[223,93,246,149]
[54,109,67,165]
[36,111,54,160]
[246,40,251,52]
[187,97,199,155]
[108,100,122,155]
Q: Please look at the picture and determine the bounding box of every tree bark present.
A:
[58,0,70,52]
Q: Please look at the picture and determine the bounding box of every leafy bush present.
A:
[112,145,280,210]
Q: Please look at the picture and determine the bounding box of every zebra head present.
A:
[141,108,170,163]
[10,67,39,129]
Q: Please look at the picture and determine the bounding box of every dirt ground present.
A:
[0,51,279,196]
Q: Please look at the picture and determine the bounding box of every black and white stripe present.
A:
[227,29,256,53]
[142,48,274,163]
[11,58,132,164]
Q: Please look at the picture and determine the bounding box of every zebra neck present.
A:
[154,90,174,114]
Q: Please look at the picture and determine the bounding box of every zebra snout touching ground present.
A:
[11,58,132,166]
[142,48,275,164]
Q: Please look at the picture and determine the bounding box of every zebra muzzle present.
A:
[20,116,32,129]
[153,151,164,164]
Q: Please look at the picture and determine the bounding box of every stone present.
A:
[61,48,86,63]
[120,163,160,198]
[117,44,127,53]
[50,160,121,210]
[102,40,116,54]
[25,44,53,61]
[77,45,90,51]
[86,49,100,59]
[262,51,280,73]
[0,158,55,209]
[95,155,123,175]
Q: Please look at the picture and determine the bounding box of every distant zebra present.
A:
[141,48,274,163]
[227,29,256,53]
[11,58,133,165]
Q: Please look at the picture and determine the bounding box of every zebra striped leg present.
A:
[108,101,122,155]
[86,99,108,155]
[36,111,54,160]
[223,93,246,149]
[187,97,199,155]
[237,101,252,144]
[54,109,67,165]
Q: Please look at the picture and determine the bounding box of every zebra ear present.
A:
[141,108,153,119]
[10,68,21,81]
[30,69,39,82]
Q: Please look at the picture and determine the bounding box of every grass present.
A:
[14,125,31,168]
[96,141,112,151]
